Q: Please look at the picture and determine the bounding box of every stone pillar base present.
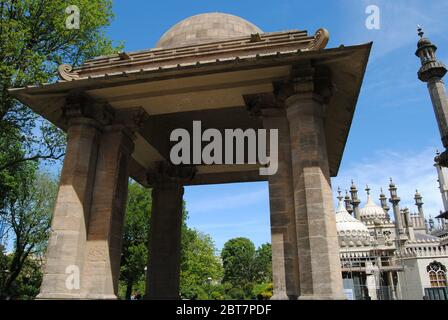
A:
[146,295,181,300]
[36,293,82,300]
[270,292,292,300]
[84,294,119,300]
[298,294,347,300]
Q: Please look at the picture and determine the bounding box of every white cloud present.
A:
[332,146,444,220]
[342,0,448,59]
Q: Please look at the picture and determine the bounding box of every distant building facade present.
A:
[336,176,448,300]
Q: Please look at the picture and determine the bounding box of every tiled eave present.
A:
[9,43,368,94]
[75,30,315,75]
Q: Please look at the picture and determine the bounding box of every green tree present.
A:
[253,243,272,283]
[221,237,256,286]
[220,239,273,300]
[0,244,8,294]
[252,282,273,300]
[0,0,121,164]
[119,181,151,300]
[0,0,122,210]
[6,254,43,300]
[180,228,223,299]
[0,169,57,299]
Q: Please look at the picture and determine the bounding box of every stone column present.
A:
[261,108,300,300]
[387,271,397,300]
[389,180,405,238]
[145,165,194,300]
[38,116,100,299]
[285,91,345,300]
[81,127,135,299]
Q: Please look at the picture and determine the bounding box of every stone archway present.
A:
[8,13,371,300]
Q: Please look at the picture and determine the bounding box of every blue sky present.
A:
[58,1,448,251]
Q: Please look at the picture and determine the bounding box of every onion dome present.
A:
[360,185,388,223]
[335,189,370,247]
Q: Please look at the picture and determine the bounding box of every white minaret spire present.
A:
[416,26,448,167]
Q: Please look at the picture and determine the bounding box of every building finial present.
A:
[389,178,397,188]
[344,189,354,215]
[337,187,343,201]
[365,184,371,195]
[417,25,424,38]
[350,180,357,191]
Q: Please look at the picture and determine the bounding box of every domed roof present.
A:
[335,198,370,247]
[360,194,388,221]
[156,13,263,49]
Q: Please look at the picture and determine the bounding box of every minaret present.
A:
[337,187,343,203]
[344,190,353,215]
[379,188,390,220]
[365,184,371,200]
[434,150,448,213]
[389,179,405,237]
[416,26,448,167]
[414,190,426,228]
[429,215,435,232]
[350,180,361,220]
[403,208,415,241]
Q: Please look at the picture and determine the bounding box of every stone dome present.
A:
[335,198,370,247]
[360,194,388,222]
[156,12,263,49]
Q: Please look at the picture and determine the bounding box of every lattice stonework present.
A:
[427,261,447,288]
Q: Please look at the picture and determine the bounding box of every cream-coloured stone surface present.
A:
[286,93,346,300]
[263,112,300,300]
[156,12,262,49]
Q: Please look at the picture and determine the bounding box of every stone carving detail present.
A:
[306,28,330,51]
[148,162,196,187]
[63,93,114,126]
[58,64,80,81]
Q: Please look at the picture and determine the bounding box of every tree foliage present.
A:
[221,237,256,286]
[253,243,272,283]
[0,169,57,299]
[220,238,272,299]
[119,181,151,300]
[0,0,122,201]
[180,228,223,299]
[0,1,122,299]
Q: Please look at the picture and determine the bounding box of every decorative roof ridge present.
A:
[82,30,311,65]
[63,29,329,80]
[85,29,310,63]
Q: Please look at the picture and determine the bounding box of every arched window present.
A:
[427,261,447,288]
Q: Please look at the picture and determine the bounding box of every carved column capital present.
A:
[63,92,114,128]
[114,107,149,131]
[243,93,279,117]
[147,162,196,188]
[274,65,333,107]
